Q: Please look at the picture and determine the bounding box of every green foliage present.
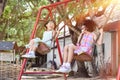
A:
[3,5,11,18]
[0,0,114,47]
[0,0,49,46]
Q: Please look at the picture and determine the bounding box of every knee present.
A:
[63,44,74,51]
[30,39,34,43]
[68,44,74,50]
[64,45,69,51]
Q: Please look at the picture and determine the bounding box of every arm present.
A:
[93,28,104,45]
[97,28,104,45]
[55,31,60,39]
[77,32,84,45]
[52,30,60,41]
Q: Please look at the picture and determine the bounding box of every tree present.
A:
[0,0,49,46]
[0,0,7,16]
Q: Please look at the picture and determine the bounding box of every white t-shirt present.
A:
[32,31,53,48]
[42,31,53,47]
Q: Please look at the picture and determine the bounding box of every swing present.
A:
[35,25,64,55]
[73,27,102,62]
[75,2,116,62]
[74,52,92,62]
[36,42,51,55]
[73,43,102,62]
[73,33,101,62]
[18,1,102,80]
[73,3,114,62]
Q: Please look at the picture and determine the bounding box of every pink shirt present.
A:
[74,32,94,55]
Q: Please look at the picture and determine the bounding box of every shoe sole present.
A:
[21,56,36,58]
[55,71,69,74]
[55,70,71,73]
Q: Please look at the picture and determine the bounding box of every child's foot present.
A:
[56,65,64,72]
[56,65,71,73]
[21,52,36,58]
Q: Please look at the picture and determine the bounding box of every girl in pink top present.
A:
[56,19,103,73]
[74,26,95,55]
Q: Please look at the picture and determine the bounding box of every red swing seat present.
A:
[73,44,98,62]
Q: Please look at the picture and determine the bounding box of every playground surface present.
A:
[21,76,116,80]
[0,62,116,80]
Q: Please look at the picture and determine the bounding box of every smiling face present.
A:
[46,21,55,30]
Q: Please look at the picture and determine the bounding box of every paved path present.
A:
[21,75,116,80]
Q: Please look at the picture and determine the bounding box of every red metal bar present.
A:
[56,38,63,64]
[40,0,72,8]
[23,71,66,74]
[18,59,26,80]
[18,8,42,80]
[56,38,67,80]
[24,71,57,74]
[18,0,74,80]
[117,64,120,80]
[40,7,51,20]
[30,10,42,39]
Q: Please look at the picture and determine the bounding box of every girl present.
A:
[56,19,103,73]
[22,20,59,58]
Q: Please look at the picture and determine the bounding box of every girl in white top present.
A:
[22,20,59,58]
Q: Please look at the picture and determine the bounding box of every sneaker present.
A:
[56,66,71,73]
[56,65,64,72]
[21,53,36,58]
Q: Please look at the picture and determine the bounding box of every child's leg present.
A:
[67,44,77,63]
[63,44,76,69]
[63,45,69,63]
[28,38,40,52]
[25,39,35,48]
[56,44,76,73]
[25,38,41,48]
[29,46,36,51]
[22,39,39,58]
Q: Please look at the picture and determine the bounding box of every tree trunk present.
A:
[0,0,7,16]
[75,61,90,77]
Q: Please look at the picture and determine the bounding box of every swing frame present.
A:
[18,0,79,80]
[18,0,99,79]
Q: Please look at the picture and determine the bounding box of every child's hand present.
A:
[81,30,85,34]
[76,43,79,49]
[76,43,79,46]
[99,28,103,33]
[57,31,60,34]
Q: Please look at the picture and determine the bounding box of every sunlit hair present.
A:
[44,20,56,30]
[83,19,96,32]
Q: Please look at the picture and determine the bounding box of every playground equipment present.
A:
[117,65,120,80]
[18,0,78,80]
[18,0,105,79]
